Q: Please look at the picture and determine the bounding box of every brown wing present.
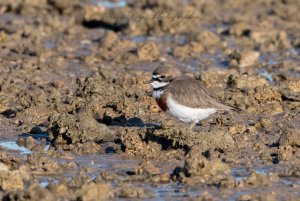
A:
[166,78,234,110]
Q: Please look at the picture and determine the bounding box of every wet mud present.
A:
[0,0,300,200]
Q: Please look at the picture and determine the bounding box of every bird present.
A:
[145,65,236,129]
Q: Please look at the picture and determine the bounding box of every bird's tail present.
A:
[218,104,241,112]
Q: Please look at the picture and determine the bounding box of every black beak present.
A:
[144,78,153,84]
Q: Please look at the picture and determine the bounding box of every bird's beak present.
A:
[143,78,153,84]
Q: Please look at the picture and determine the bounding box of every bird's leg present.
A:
[189,122,196,130]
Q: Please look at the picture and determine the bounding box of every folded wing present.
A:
[166,78,234,110]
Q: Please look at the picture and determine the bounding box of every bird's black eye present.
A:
[161,75,166,78]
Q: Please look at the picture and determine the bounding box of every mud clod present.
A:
[76,182,113,201]
[229,50,260,68]
[48,112,115,145]
[16,136,38,150]
[0,170,24,191]
[183,153,230,178]
[152,123,235,152]
[279,128,300,147]
[244,172,279,186]
[137,41,160,61]
[120,128,162,158]
[118,185,149,199]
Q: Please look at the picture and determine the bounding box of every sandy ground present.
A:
[0,0,300,200]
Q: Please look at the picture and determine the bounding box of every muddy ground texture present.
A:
[0,0,300,200]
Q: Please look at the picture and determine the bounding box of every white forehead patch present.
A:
[152,75,159,79]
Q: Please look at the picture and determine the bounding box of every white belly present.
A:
[167,94,217,123]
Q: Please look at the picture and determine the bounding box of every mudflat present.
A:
[0,0,299,200]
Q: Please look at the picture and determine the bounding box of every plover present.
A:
[145,65,235,129]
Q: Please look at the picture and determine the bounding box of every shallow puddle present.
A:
[91,0,128,9]
[1,136,299,200]
[0,138,50,155]
[0,141,32,154]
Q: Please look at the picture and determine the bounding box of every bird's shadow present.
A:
[97,114,175,151]
[18,126,50,143]
[96,113,161,129]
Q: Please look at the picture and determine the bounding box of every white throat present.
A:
[151,81,169,89]
[152,89,164,99]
